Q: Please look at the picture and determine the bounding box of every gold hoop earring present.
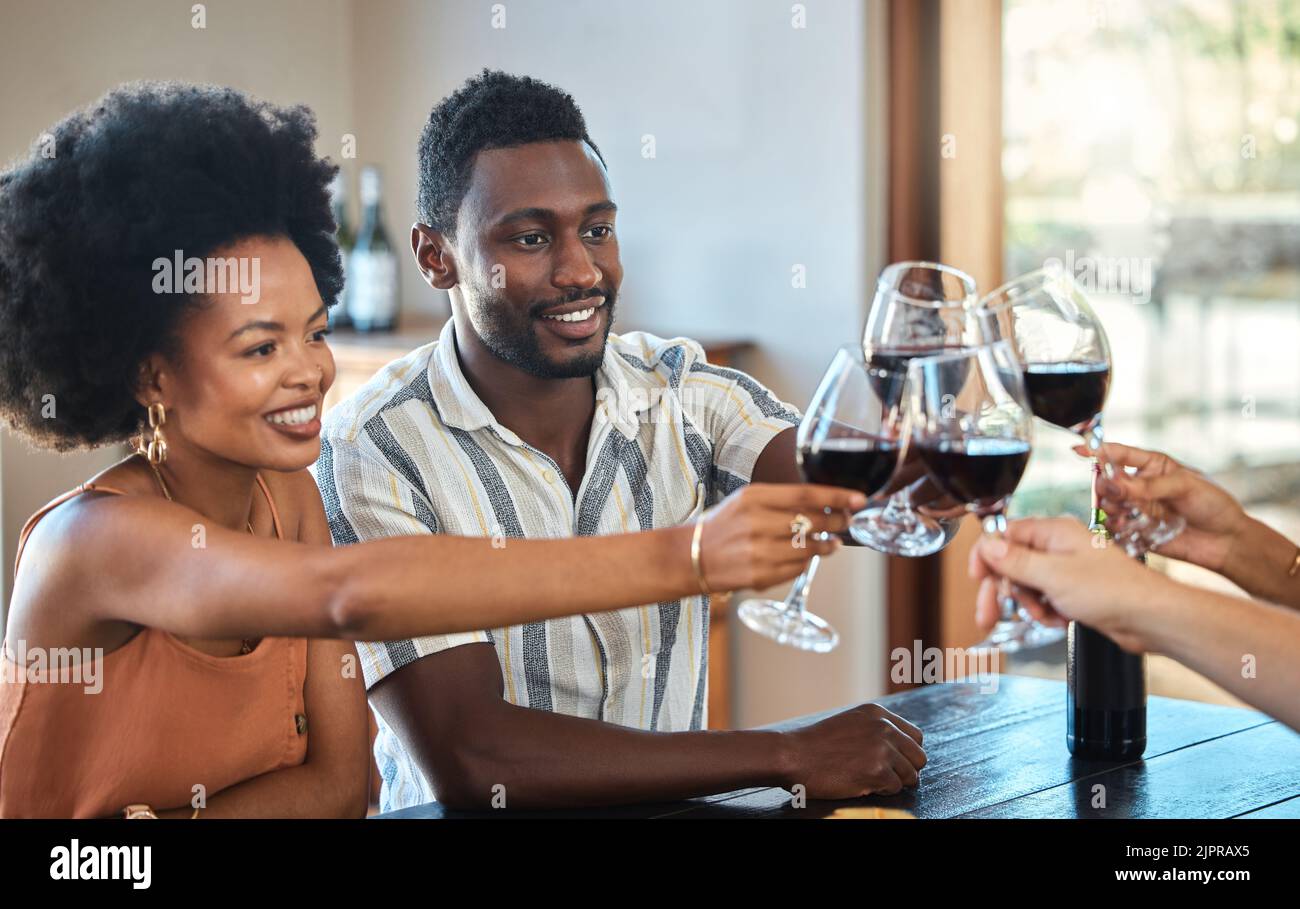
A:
[143,402,168,465]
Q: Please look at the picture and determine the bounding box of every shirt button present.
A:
[543,469,556,484]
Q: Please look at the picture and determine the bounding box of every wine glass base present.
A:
[970,618,1035,655]
[850,507,954,557]
[737,599,839,653]
[1022,622,1067,650]
[970,618,1067,656]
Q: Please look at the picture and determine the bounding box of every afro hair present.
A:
[0,81,343,451]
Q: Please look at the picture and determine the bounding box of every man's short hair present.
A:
[417,69,606,236]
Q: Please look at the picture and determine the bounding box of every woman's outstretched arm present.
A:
[28,481,865,644]
[1084,442,1300,610]
[970,516,1300,733]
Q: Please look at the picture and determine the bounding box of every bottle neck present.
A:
[333,203,353,245]
[359,169,383,230]
[1088,457,1109,539]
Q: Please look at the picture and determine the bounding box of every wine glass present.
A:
[977,264,1185,554]
[737,345,904,652]
[854,261,979,556]
[906,341,1038,652]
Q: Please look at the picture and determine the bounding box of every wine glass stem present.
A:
[1083,418,1112,479]
[782,555,822,620]
[981,511,1017,622]
[882,491,916,531]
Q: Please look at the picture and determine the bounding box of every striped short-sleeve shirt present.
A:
[313,319,799,811]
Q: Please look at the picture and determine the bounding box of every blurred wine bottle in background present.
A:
[1068,459,1147,761]
[328,171,354,330]
[347,165,399,332]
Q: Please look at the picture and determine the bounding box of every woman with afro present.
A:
[0,82,861,818]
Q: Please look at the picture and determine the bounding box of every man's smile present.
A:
[535,297,606,341]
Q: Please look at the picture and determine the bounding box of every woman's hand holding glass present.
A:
[737,345,906,652]
[1083,441,1300,612]
[968,516,1173,654]
[1078,441,1245,573]
[697,483,865,593]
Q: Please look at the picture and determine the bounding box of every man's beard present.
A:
[469,284,617,380]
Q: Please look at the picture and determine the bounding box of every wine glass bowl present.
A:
[737,345,904,653]
[906,341,1039,653]
[977,264,1184,555]
[854,261,981,556]
[914,438,1032,520]
[978,263,1111,449]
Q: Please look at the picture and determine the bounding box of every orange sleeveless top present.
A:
[0,475,309,818]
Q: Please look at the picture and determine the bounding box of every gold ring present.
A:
[791,513,813,537]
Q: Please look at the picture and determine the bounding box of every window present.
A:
[1003,0,1300,522]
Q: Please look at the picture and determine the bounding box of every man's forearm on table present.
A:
[425,706,793,810]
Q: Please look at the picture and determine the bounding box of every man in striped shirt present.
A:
[315,71,925,812]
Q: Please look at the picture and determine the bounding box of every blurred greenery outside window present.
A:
[1002,0,1300,519]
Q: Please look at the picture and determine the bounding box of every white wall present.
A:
[0,0,355,613]
[0,0,889,723]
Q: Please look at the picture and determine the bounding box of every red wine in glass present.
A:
[907,341,1038,653]
[857,262,979,557]
[739,344,901,653]
[914,438,1032,513]
[1021,361,1111,433]
[797,437,900,498]
[868,346,972,413]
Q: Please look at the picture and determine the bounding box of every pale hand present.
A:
[1077,441,1246,574]
[968,516,1169,653]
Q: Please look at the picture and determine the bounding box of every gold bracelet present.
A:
[1287,546,1300,578]
[690,515,711,596]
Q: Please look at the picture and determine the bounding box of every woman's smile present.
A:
[262,397,322,440]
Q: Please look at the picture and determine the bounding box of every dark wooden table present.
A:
[373,675,1300,819]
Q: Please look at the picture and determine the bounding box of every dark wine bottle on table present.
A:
[1068,460,1147,760]
[347,165,399,332]
[328,172,354,330]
